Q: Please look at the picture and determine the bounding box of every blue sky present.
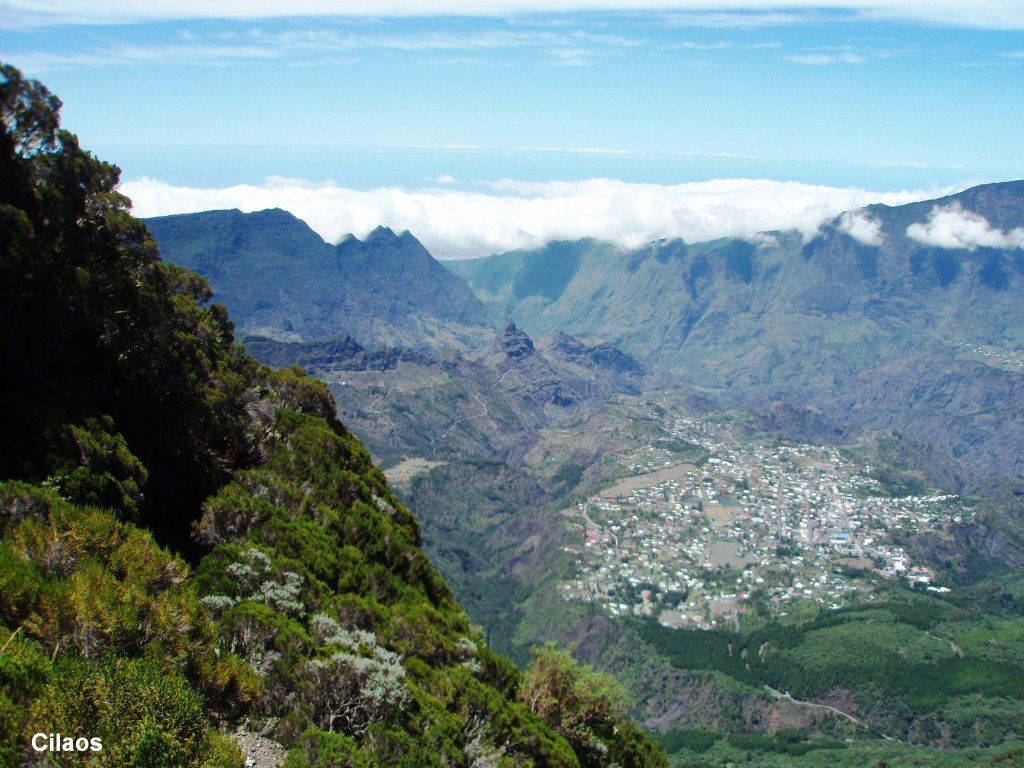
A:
[2,2,1023,256]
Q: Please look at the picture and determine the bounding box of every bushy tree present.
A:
[522,644,666,768]
[1,63,259,553]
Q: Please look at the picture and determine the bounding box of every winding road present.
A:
[429,367,517,449]
[763,686,895,741]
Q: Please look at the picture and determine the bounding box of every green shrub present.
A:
[0,693,22,767]
[522,643,665,768]
[27,656,208,767]
[0,544,41,623]
[202,730,246,768]
[282,729,374,768]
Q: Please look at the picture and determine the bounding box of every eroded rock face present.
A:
[494,319,536,360]
[242,334,434,372]
[550,330,644,376]
[233,728,287,768]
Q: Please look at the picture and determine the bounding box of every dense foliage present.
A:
[0,64,665,767]
[522,644,664,768]
[633,593,1024,747]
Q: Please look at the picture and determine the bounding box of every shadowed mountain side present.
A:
[250,321,647,467]
[146,209,494,349]
[242,334,434,372]
[449,181,1024,478]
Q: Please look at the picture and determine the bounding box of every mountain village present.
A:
[563,411,969,629]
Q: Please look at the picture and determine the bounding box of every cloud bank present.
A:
[838,210,885,246]
[3,1,1024,30]
[906,203,1024,251]
[124,176,952,258]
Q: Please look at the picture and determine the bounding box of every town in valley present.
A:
[562,405,969,630]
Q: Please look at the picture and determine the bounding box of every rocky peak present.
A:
[495,319,535,360]
[365,225,399,242]
[337,226,441,272]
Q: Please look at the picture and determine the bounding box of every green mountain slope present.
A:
[0,64,664,768]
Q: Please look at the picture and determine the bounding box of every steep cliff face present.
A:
[241,334,435,373]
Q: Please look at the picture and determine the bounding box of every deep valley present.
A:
[142,181,1024,766]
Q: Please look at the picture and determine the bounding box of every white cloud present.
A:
[3,1,1024,30]
[783,43,907,65]
[6,26,647,70]
[8,42,284,70]
[123,175,953,258]
[838,210,884,246]
[749,232,779,247]
[784,51,866,65]
[906,202,1024,251]
[675,40,731,50]
[661,11,819,28]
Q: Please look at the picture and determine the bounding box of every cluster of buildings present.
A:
[957,342,1024,373]
[561,413,970,630]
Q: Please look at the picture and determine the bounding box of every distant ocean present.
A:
[98,144,979,192]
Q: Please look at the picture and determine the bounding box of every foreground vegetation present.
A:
[0,64,665,767]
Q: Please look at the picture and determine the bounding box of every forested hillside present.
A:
[0,64,664,768]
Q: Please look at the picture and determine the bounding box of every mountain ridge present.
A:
[145,208,495,350]
[448,179,1024,479]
